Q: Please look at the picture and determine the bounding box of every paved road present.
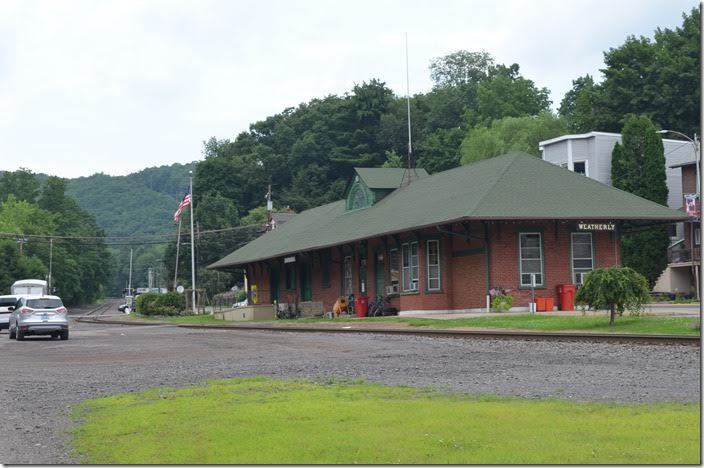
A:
[0,314,699,464]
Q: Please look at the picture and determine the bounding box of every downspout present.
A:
[483,221,491,306]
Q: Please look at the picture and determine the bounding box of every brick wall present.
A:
[245,220,622,312]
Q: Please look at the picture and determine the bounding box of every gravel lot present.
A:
[0,312,699,464]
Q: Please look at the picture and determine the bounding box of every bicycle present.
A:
[367,295,397,317]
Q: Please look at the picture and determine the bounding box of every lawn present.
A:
[398,314,701,335]
[70,377,700,464]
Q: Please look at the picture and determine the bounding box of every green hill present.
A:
[67,162,196,237]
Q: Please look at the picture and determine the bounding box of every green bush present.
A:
[575,267,650,326]
[136,292,186,316]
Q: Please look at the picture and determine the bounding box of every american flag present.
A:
[174,193,192,223]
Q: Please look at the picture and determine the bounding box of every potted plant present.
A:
[489,287,513,312]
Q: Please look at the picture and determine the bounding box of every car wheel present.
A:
[60,329,69,341]
[16,328,25,341]
[9,325,16,340]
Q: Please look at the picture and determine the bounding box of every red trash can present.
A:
[355,296,369,317]
[556,284,576,311]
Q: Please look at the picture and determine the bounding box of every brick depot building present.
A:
[210,152,688,314]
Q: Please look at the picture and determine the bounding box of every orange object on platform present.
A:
[355,296,369,317]
[535,297,547,311]
[544,297,555,311]
[556,284,576,311]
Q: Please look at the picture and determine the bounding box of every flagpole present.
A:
[189,172,197,314]
[173,218,182,290]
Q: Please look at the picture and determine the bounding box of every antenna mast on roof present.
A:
[401,32,418,187]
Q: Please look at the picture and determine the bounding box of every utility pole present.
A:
[189,172,197,314]
[48,238,53,292]
[266,183,273,231]
[128,248,133,297]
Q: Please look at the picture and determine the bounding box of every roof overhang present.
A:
[208,215,689,269]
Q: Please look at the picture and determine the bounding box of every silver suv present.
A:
[8,295,69,341]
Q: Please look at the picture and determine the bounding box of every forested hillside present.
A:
[67,162,195,237]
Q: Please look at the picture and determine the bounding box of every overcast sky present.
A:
[0,0,698,178]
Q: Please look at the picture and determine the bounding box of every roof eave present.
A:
[207,214,688,269]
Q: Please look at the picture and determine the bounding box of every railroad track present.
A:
[174,323,700,346]
[78,302,114,320]
[75,305,700,346]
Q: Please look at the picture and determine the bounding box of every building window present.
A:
[695,228,701,246]
[426,240,441,291]
[285,262,296,290]
[343,255,353,296]
[389,248,400,291]
[402,242,419,292]
[321,250,330,288]
[519,233,543,287]
[571,232,594,285]
[573,161,587,176]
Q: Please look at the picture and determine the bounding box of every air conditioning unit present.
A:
[575,272,584,285]
[409,281,418,291]
[385,284,399,295]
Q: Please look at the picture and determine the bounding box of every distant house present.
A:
[539,131,697,295]
[539,131,694,211]
[209,152,687,315]
[655,159,700,297]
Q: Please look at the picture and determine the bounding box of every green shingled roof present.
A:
[354,167,429,189]
[209,152,689,269]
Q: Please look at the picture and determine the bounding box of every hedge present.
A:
[136,292,186,316]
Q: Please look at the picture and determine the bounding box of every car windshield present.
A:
[27,298,63,309]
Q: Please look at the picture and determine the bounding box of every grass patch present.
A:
[398,315,701,335]
[70,377,700,464]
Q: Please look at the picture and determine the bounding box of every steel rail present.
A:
[175,324,700,346]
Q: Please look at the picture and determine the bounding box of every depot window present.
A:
[426,239,440,291]
[571,232,594,285]
[519,232,543,287]
[402,242,419,292]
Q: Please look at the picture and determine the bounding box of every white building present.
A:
[539,131,698,295]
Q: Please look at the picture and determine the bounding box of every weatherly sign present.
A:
[577,222,616,231]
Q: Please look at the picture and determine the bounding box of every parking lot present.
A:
[0,314,699,464]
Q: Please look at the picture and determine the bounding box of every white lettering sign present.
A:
[578,223,616,231]
[284,256,296,263]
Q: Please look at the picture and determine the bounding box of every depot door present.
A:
[300,257,312,301]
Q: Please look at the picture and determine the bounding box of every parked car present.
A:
[8,295,69,341]
[0,295,20,330]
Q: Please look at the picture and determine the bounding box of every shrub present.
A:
[136,292,186,316]
[489,286,513,312]
[575,267,650,326]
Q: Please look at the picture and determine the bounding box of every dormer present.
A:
[344,167,429,212]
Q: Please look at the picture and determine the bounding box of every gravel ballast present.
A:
[0,317,699,464]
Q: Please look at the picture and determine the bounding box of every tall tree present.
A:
[460,113,567,164]
[0,168,41,203]
[611,115,669,287]
[562,8,700,136]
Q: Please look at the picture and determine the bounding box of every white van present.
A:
[11,279,48,296]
